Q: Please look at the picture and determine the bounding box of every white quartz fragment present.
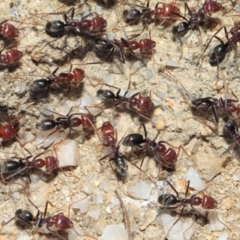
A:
[55,139,79,167]
[127,180,152,200]
[87,209,100,220]
[71,194,89,213]
[15,82,26,95]
[160,214,194,240]
[218,233,229,240]
[100,224,128,240]
[185,167,205,191]
[208,211,225,231]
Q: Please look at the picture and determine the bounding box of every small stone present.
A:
[208,211,225,231]
[128,180,152,200]
[223,197,232,210]
[218,232,229,240]
[87,209,101,220]
[55,139,79,167]
[160,213,194,240]
[99,224,128,240]
[185,167,205,191]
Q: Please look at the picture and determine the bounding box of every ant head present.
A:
[55,213,74,230]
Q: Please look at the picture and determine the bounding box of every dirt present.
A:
[0,0,239,240]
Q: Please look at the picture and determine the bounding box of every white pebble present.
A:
[160,213,194,240]
[185,167,205,191]
[93,189,104,205]
[94,4,103,14]
[107,32,115,40]
[218,233,229,240]
[87,209,100,220]
[71,194,89,214]
[127,180,152,200]
[55,139,79,168]
[100,224,128,240]
[15,82,26,95]
[35,129,59,149]
[146,68,153,79]
[208,211,225,231]
[17,233,30,240]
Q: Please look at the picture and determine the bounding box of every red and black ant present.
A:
[45,7,107,38]
[28,66,85,102]
[98,121,129,179]
[157,180,230,238]
[123,0,180,26]
[36,107,96,145]
[0,20,19,39]
[95,33,156,63]
[0,151,59,184]
[199,22,240,76]
[122,124,179,170]
[192,96,240,123]
[172,0,224,59]
[96,80,155,122]
[1,198,97,240]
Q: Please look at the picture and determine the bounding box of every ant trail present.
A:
[115,190,132,240]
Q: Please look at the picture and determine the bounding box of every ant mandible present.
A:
[45,7,107,38]
[95,33,156,63]
[28,66,85,102]
[0,20,19,38]
[1,198,97,240]
[123,0,180,26]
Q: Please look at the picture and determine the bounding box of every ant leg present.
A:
[166,180,180,198]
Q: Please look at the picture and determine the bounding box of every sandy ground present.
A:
[0,0,240,240]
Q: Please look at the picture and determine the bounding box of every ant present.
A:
[0,20,19,39]
[96,79,155,121]
[0,49,23,65]
[199,22,240,76]
[1,198,97,240]
[222,119,240,155]
[45,7,107,38]
[158,180,230,238]
[28,66,85,102]
[0,151,59,183]
[123,0,180,26]
[95,33,156,63]
[98,121,128,179]
[172,0,224,59]
[36,107,96,143]
[192,96,240,123]
[122,124,179,170]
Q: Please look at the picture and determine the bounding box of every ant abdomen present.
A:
[1,160,21,172]
[29,79,51,92]
[209,43,229,66]
[123,8,141,25]
[15,209,34,229]
[122,133,145,146]
[36,119,56,131]
[97,89,115,99]
[112,154,128,178]
[158,194,178,207]
[45,20,66,38]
